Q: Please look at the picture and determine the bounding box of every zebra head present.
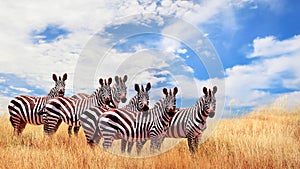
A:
[52,73,67,97]
[162,87,178,117]
[202,86,217,118]
[99,78,113,106]
[135,82,151,111]
[113,75,128,104]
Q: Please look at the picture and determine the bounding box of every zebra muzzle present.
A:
[142,105,149,111]
[121,97,127,103]
[208,110,215,118]
[58,89,65,96]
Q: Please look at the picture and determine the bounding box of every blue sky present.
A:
[0,0,299,116]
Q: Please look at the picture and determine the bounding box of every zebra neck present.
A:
[80,90,100,107]
[197,102,208,123]
[111,86,120,107]
[123,95,138,111]
[150,99,170,127]
[45,87,57,101]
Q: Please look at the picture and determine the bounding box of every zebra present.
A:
[71,93,89,100]
[156,86,217,154]
[8,73,68,136]
[43,77,113,136]
[69,75,128,135]
[94,87,178,154]
[79,75,132,144]
[81,82,151,148]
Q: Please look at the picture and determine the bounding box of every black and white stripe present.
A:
[94,87,178,154]
[110,75,128,108]
[160,86,217,154]
[120,83,151,153]
[80,82,151,146]
[71,93,89,100]
[43,78,113,136]
[8,73,67,136]
[79,75,130,144]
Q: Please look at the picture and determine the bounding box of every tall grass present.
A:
[0,106,299,169]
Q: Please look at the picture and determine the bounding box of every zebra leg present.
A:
[17,120,27,136]
[127,142,134,154]
[73,126,80,137]
[194,135,199,152]
[187,134,196,154]
[54,119,62,133]
[121,139,127,153]
[136,141,147,155]
[102,137,114,151]
[157,136,165,151]
[150,138,160,154]
[68,126,72,137]
[88,126,101,147]
[10,116,21,136]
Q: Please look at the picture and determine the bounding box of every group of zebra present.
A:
[8,73,217,155]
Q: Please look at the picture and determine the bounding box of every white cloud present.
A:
[0,0,297,115]
[0,77,6,83]
[271,91,300,110]
[248,35,300,58]
[9,86,33,93]
[176,48,187,54]
[225,35,300,108]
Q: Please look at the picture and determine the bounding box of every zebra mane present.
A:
[152,97,164,109]
[124,94,138,108]
[44,87,59,102]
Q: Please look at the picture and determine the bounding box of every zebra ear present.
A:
[145,82,151,92]
[213,86,217,94]
[173,87,178,96]
[123,75,128,83]
[203,87,208,96]
[108,77,112,85]
[163,88,168,96]
[134,84,140,92]
[52,74,58,82]
[99,78,104,86]
[141,85,145,92]
[62,73,67,81]
[115,76,119,84]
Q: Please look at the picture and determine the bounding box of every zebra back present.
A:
[71,93,89,100]
[80,82,151,145]
[98,87,178,151]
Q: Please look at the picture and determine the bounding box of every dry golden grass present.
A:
[0,106,299,169]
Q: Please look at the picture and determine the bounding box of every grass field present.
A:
[0,106,299,169]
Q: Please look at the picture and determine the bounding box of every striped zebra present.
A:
[8,73,67,136]
[94,87,178,154]
[43,77,113,136]
[69,75,128,136]
[71,93,89,100]
[157,86,217,154]
[82,82,151,148]
[79,75,132,144]
[120,83,151,153]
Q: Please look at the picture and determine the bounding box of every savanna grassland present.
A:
[0,106,299,169]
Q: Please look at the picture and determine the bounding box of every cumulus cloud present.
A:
[225,35,300,108]
[248,35,300,58]
[0,0,296,115]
